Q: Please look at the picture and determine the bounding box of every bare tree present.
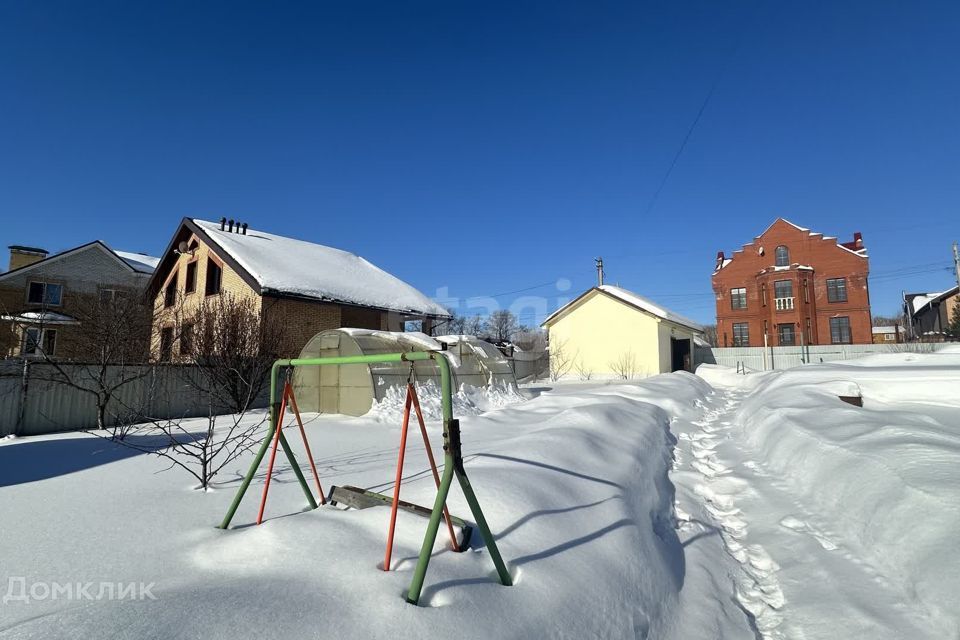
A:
[182,294,283,413]
[440,308,467,335]
[107,389,267,491]
[609,350,640,380]
[484,310,520,343]
[103,293,280,489]
[548,338,576,381]
[463,314,485,337]
[701,324,718,347]
[4,287,154,432]
[512,328,547,352]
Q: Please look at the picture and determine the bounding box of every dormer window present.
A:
[775,245,790,266]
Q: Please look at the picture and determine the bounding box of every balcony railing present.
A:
[775,296,794,311]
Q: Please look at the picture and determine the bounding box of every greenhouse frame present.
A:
[292,329,517,416]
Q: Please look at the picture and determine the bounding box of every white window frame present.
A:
[21,327,57,357]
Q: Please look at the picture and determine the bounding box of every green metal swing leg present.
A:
[219,363,318,529]
[405,352,512,605]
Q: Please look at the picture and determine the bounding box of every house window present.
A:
[164,274,177,308]
[774,280,794,310]
[185,261,198,294]
[775,245,790,266]
[778,323,795,346]
[730,287,747,310]
[774,280,793,298]
[826,278,848,303]
[805,318,812,344]
[22,327,57,357]
[803,279,809,303]
[205,259,222,296]
[732,322,749,347]
[99,288,126,304]
[27,282,63,306]
[761,282,767,306]
[180,323,194,356]
[830,317,852,344]
[160,327,174,362]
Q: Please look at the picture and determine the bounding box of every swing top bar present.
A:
[269,351,454,425]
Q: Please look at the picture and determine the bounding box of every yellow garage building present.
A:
[541,285,703,380]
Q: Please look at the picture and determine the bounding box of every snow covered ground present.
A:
[1,350,959,639]
[686,352,960,639]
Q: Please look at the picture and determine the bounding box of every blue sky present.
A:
[2,1,958,325]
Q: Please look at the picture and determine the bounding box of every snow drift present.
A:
[724,352,960,637]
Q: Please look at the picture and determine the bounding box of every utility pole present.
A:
[595,257,604,287]
[953,241,960,291]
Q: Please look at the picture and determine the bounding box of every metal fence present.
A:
[694,343,949,372]
[509,351,549,382]
[0,361,270,438]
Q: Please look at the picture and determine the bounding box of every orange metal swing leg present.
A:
[383,389,414,571]
[383,384,460,571]
[256,385,289,525]
[286,384,326,504]
[409,384,460,552]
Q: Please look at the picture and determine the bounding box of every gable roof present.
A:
[542,285,703,332]
[907,286,960,315]
[150,218,450,318]
[0,241,159,282]
[114,251,161,274]
[715,217,868,274]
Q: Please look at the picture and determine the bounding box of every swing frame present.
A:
[217,350,512,606]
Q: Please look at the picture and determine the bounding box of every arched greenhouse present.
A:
[292,329,518,416]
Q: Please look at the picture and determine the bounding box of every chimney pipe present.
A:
[595,257,604,287]
[241,222,248,235]
[220,217,227,230]
[716,251,725,270]
[228,219,234,233]
[853,231,863,248]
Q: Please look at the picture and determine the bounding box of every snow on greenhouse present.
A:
[292,329,519,416]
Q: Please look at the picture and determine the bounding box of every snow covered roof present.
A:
[909,286,960,314]
[871,326,904,334]
[712,258,732,274]
[190,219,450,318]
[113,250,160,274]
[1,311,80,325]
[0,240,160,282]
[542,285,703,332]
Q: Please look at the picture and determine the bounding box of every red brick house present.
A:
[712,218,872,347]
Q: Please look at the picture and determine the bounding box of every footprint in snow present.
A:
[779,515,838,551]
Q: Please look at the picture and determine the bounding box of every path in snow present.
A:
[669,387,940,640]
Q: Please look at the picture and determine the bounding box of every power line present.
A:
[640,28,742,219]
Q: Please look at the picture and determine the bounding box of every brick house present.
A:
[712,218,872,347]
[146,218,451,360]
[0,243,159,359]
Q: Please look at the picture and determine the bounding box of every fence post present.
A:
[15,360,29,437]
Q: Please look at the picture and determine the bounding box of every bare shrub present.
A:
[609,350,640,380]
[574,358,593,381]
[549,338,576,381]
